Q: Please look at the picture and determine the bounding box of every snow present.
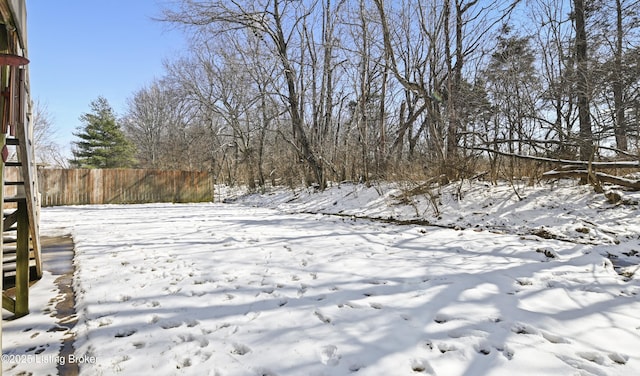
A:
[3,180,640,375]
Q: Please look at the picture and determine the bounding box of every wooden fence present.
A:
[38,169,213,206]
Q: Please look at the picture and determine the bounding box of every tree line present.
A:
[69,0,640,190]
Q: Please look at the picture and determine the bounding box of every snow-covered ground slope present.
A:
[2,180,639,375]
[237,180,639,271]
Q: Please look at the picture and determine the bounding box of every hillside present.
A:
[233,179,640,279]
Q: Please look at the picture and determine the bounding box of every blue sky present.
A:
[27,0,186,155]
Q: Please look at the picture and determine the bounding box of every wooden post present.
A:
[14,199,29,317]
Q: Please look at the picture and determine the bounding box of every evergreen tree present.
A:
[70,96,135,168]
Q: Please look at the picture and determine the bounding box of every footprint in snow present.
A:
[160,321,183,329]
[186,319,200,328]
[176,357,192,369]
[231,343,252,355]
[577,351,605,365]
[175,333,195,344]
[448,328,488,339]
[437,343,457,353]
[410,358,434,374]
[30,346,46,355]
[131,299,147,307]
[541,331,570,344]
[515,278,534,287]
[473,341,491,355]
[193,278,214,285]
[422,340,434,350]
[556,354,609,376]
[494,345,514,360]
[433,313,453,324]
[197,350,212,362]
[244,311,261,322]
[511,323,538,335]
[114,328,137,338]
[349,363,365,372]
[253,367,278,376]
[608,352,629,364]
[261,287,275,294]
[320,345,341,366]
[314,310,332,324]
[163,286,182,294]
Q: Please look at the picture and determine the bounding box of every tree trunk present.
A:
[273,0,324,189]
[444,0,455,179]
[613,0,628,153]
[574,0,593,161]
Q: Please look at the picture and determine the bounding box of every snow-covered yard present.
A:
[3,181,640,375]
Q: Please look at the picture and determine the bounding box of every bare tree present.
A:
[123,80,179,168]
[530,0,577,158]
[136,0,640,190]
[31,99,66,167]
[591,0,640,154]
[373,0,519,180]
[162,0,326,188]
[612,0,628,152]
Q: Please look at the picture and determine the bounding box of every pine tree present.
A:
[70,96,135,168]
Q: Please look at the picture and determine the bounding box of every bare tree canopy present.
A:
[32,99,67,167]
[113,0,640,190]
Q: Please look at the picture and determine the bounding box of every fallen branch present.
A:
[542,170,640,190]
[469,147,640,169]
[393,174,447,203]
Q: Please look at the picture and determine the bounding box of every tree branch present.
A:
[467,146,640,169]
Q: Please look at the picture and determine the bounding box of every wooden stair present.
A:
[2,128,42,317]
[0,1,39,320]
[1,57,41,318]
[3,207,38,282]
